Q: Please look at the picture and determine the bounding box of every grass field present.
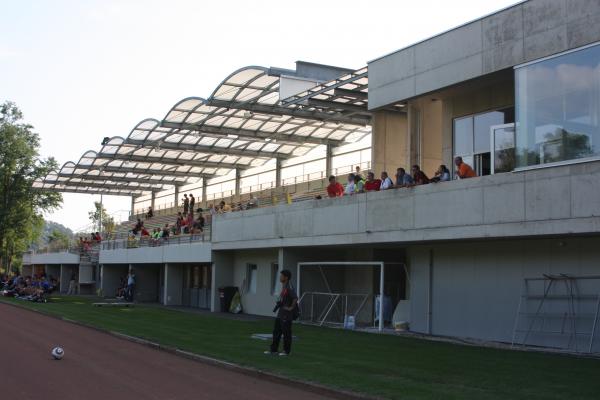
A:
[2,296,599,400]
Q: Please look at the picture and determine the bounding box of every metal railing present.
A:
[101,231,210,250]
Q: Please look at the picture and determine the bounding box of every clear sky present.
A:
[1,0,521,232]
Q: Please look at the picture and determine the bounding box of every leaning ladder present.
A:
[511,274,600,353]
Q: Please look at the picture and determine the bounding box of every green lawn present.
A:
[2,296,599,400]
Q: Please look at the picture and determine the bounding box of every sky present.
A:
[1,0,521,232]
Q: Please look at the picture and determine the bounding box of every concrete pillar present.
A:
[202,178,208,206]
[325,144,333,178]
[163,264,169,306]
[130,196,136,218]
[174,186,180,210]
[372,110,409,175]
[234,169,241,196]
[275,158,282,188]
[150,192,156,211]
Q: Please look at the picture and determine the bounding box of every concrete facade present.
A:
[368,0,600,109]
[211,161,600,250]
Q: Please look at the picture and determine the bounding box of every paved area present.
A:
[0,303,335,400]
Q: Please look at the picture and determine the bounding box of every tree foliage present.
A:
[88,201,115,234]
[0,101,62,272]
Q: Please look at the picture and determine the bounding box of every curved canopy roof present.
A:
[35,65,373,196]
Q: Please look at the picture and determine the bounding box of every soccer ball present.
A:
[51,346,64,360]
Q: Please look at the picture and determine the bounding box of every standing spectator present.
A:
[189,194,195,216]
[326,175,344,198]
[126,270,136,302]
[411,165,430,185]
[354,165,363,182]
[345,173,356,195]
[430,164,451,183]
[67,273,77,295]
[454,156,477,179]
[395,168,414,187]
[364,172,381,192]
[379,171,394,190]
[265,269,298,356]
[182,194,189,216]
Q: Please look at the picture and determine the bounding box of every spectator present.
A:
[162,224,170,238]
[146,206,153,219]
[192,212,205,234]
[454,156,477,179]
[140,226,150,237]
[176,212,184,234]
[430,164,451,183]
[364,172,381,192]
[126,270,136,302]
[182,194,189,216]
[355,165,363,182]
[132,219,143,235]
[326,175,344,198]
[354,173,365,193]
[67,273,77,295]
[411,165,430,185]
[345,173,356,195]
[246,195,258,209]
[380,171,394,190]
[395,168,414,187]
[219,200,232,213]
[189,194,195,216]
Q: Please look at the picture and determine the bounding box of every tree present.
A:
[47,229,71,251]
[0,101,62,272]
[88,201,115,234]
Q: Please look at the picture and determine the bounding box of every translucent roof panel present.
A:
[37,65,373,196]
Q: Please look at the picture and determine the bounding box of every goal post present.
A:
[296,261,385,332]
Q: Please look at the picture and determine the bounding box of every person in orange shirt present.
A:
[454,156,477,179]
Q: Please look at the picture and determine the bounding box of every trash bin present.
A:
[219,286,238,312]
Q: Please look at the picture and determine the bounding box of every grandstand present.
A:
[25,0,600,354]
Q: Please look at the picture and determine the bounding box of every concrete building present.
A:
[27,0,600,353]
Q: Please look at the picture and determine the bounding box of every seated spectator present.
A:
[395,168,414,187]
[218,201,232,213]
[192,213,205,234]
[364,172,381,192]
[140,226,150,237]
[430,164,451,183]
[410,165,430,185]
[379,171,394,190]
[146,206,153,219]
[246,195,258,209]
[454,156,477,179]
[132,219,143,235]
[326,175,344,198]
[162,224,170,238]
[354,173,365,193]
[345,173,356,195]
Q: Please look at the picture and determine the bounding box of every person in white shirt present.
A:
[380,171,393,190]
[345,173,356,195]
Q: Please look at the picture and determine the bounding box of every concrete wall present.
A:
[371,111,409,175]
[101,264,128,298]
[211,252,234,312]
[407,237,600,351]
[29,252,79,265]
[164,264,184,306]
[99,242,212,264]
[212,161,600,250]
[368,0,600,108]
[60,265,78,294]
[230,249,279,316]
[131,264,160,302]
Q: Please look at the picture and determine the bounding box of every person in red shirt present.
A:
[454,156,477,179]
[326,175,344,198]
[364,172,381,192]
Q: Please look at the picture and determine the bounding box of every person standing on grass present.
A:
[265,269,298,356]
[126,270,136,302]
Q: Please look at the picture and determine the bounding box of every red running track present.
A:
[0,303,336,400]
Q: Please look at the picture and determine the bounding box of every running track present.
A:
[0,303,336,400]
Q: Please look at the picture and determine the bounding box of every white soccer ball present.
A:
[51,346,64,360]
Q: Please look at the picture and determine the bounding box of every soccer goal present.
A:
[296,262,385,332]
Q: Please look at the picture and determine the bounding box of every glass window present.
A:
[246,264,257,294]
[453,117,473,156]
[515,43,600,168]
[474,111,504,153]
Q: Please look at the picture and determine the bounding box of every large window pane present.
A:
[474,111,505,154]
[515,43,600,168]
[453,117,473,156]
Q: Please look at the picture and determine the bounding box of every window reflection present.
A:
[515,43,600,168]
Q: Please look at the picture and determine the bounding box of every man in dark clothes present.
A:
[265,269,298,356]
